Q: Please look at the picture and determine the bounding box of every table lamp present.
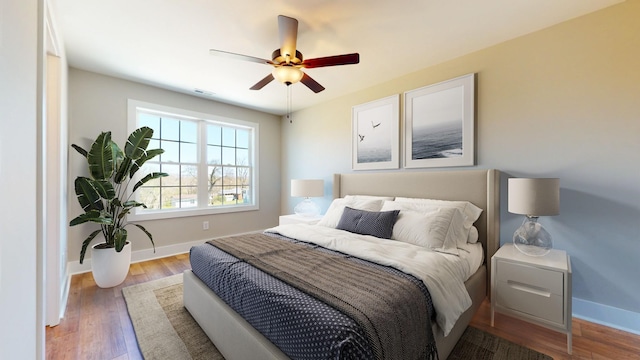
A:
[291,179,324,217]
[508,178,560,256]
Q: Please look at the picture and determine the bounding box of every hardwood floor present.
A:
[46,254,191,360]
[46,254,640,359]
[470,301,640,360]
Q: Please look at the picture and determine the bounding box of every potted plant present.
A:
[70,127,167,288]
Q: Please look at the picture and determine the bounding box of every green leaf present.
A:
[133,223,155,252]
[113,157,133,184]
[129,148,164,178]
[122,200,147,208]
[69,210,113,226]
[132,172,169,193]
[118,209,129,219]
[92,180,115,200]
[144,148,164,160]
[111,140,124,172]
[87,132,114,180]
[119,201,147,219]
[74,177,103,212]
[114,228,128,252]
[125,127,153,160]
[79,229,102,264]
[71,144,88,158]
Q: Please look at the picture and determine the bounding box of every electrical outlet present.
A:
[202,221,209,230]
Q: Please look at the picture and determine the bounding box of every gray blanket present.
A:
[207,233,437,360]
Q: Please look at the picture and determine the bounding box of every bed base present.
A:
[434,267,486,358]
[184,169,500,360]
[184,266,486,360]
[184,269,288,360]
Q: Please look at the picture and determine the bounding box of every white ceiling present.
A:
[52,0,622,115]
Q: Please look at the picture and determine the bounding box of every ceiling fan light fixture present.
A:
[272,66,303,85]
[211,15,358,93]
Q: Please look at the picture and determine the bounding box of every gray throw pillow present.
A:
[336,206,400,239]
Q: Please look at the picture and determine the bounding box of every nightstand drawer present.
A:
[496,280,564,323]
[496,260,564,295]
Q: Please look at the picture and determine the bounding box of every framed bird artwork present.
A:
[351,94,399,170]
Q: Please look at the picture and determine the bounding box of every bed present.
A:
[184,169,500,360]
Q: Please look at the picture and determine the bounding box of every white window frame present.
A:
[127,99,259,221]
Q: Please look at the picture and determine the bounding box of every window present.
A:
[128,100,259,221]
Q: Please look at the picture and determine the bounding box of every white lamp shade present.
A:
[291,179,324,198]
[272,66,304,84]
[508,178,560,216]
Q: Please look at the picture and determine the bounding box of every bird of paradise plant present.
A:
[69,127,168,263]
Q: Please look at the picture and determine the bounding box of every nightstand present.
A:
[491,243,572,354]
[278,214,322,226]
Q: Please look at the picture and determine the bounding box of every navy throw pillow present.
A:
[336,206,400,239]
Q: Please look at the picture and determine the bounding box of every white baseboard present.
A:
[61,232,263,322]
[573,297,640,335]
[67,238,207,275]
[67,230,263,275]
[59,238,211,327]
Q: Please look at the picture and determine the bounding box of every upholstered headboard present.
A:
[333,169,500,294]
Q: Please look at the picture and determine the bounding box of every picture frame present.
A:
[351,94,400,170]
[403,73,475,168]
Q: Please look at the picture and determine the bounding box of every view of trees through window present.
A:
[206,123,252,207]
[134,110,254,213]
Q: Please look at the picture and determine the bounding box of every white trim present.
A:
[573,297,640,335]
[37,1,46,357]
[59,274,71,320]
[44,5,60,56]
[67,230,263,275]
[45,54,63,326]
[130,203,259,222]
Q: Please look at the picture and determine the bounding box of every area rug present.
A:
[123,274,552,360]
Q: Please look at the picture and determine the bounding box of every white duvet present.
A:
[265,224,474,336]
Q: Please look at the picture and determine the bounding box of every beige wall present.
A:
[67,69,282,264]
[282,1,640,323]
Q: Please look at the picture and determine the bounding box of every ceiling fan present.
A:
[209,15,360,93]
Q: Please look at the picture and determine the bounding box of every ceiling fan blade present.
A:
[300,73,325,93]
[302,53,360,69]
[278,15,298,59]
[210,49,274,65]
[250,74,275,90]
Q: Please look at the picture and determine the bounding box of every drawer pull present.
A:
[507,280,551,297]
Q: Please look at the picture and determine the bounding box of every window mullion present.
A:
[197,121,209,208]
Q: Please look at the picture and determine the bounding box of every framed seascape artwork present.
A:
[404,73,475,168]
[351,94,400,170]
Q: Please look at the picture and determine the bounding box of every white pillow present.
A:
[467,226,479,244]
[317,198,386,228]
[393,197,483,247]
[394,197,482,226]
[381,201,466,255]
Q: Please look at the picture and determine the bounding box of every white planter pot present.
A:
[91,242,131,288]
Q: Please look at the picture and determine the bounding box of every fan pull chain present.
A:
[287,85,293,123]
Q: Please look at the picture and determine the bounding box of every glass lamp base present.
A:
[294,198,320,218]
[513,216,552,256]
